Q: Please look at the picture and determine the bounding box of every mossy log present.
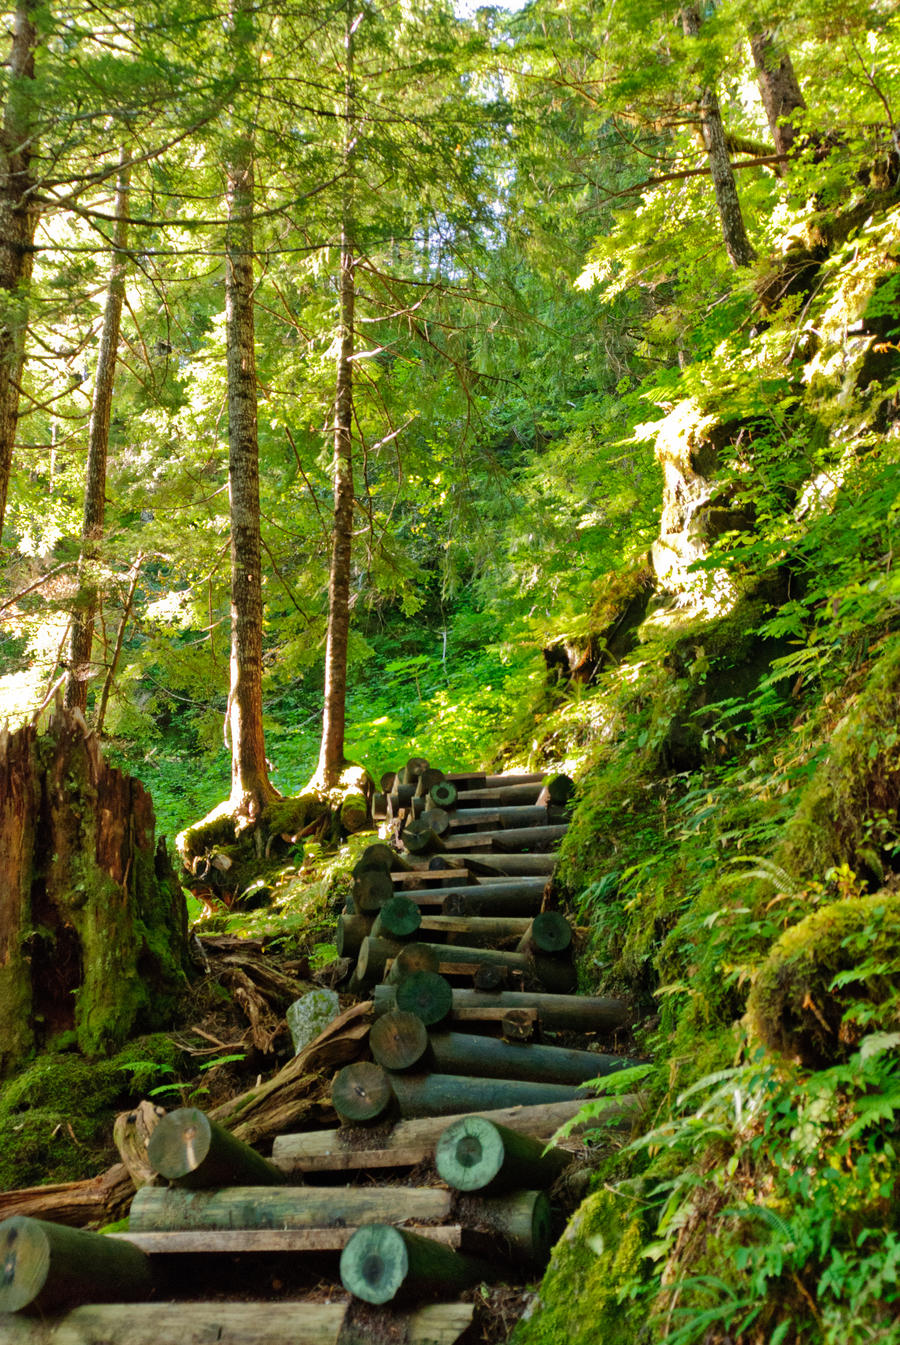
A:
[128,1183,451,1232]
[0,1300,474,1345]
[427,1032,631,1086]
[370,895,422,941]
[435,1117,572,1193]
[340,1224,492,1305]
[146,1107,284,1187]
[0,1216,153,1314]
[389,1073,591,1118]
[394,970,454,1025]
[374,986,628,1033]
[0,709,189,1074]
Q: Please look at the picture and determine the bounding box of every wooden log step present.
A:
[442,804,563,831]
[439,882,546,916]
[438,824,568,853]
[427,779,458,808]
[446,771,546,788]
[447,853,557,876]
[517,912,573,955]
[394,970,454,1025]
[359,934,533,989]
[336,912,374,959]
[332,1061,395,1124]
[442,782,544,806]
[416,914,532,944]
[146,1108,283,1188]
[353,867,394,912]
[128,1183,452,1231]
[388,1072,592,1118]
[272,1096,640,1174]
[400,818,437,855]
[384,943,441,984]
[464,1189,553,1265]
[340,1224,492,1304]
[111,1225,465,1254]
[0,1299,477,1345]
[427,1032,633,1087]
[436,1116,572,1193]
[371,895,421,941]
[369,1011,429,1071]
[374,985,629,1033]
[0,1216,153,1315]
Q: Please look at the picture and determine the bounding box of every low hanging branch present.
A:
[595,152,788,208]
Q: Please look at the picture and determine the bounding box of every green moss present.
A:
[512,1189,647,1345]
[747,892,900,1067]
[0,1036,185,1189]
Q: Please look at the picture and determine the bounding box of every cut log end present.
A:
[369,1011,429,1072]
[332,1062,394,1125]
[340,1224,409,1304]
[395,971,453,1026]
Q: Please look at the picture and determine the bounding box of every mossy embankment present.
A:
[513,195,900,1343]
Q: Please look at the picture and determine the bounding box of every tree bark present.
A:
[224,89,277,819]
[682,6,756,268]
[749,27,806,157]
[0,0,39,547]
[65,153,131,713]
[317,6,357,789]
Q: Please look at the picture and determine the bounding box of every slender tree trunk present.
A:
[749,27,806,157]
[95,553,143,737]
[681,6,756,269]
[225,123,277,819]
[0,0,39,547]
[65,153,131,712]
[317,5,357,790]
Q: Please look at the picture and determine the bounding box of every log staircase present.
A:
[0,762,639,1345]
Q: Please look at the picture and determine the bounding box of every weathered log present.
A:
[331,1061,394,1124]
[401,818,437,855]
[0,1301,475,1345]
[420,806,451,836]
[368,936,532,983]
[444,782,542,806]
[336,913,374,959]
[356,934,400,988]
[356,842,396,872]
[501,1009,537,1041]
[472,964,507,992]
[400,757,430,785]
[428,780,458,809]
[441,883,546,917]
[371,895,421,941]
[368,1010,429,1071]
[394,970,454,1026]
[114,1225,464,1254]
[146,1107,284,1188]
[128,1183,450,1232]
[428,1032,630,1087]
[449,853,557,876]
[0,1165,134,1229]
[416,767,445,798]
[435,1116,572,1194]
[470,1190,553,1264]
[439,823,568,853]
[445,804,562,831]
[537,773,575,806]
[446,771,545,787]
[0,1216,152,1314]
[340,1225,491,1305]
[389,1073,591,1118]
[353,868,394,912]
[272,1097,638,1173]
[384,942,440,984]
[380,771,398,792]
[374,986,629,1033]
[531,955,578,994]
[417,914,532,945]
[517,911,572,955]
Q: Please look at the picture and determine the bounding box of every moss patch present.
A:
[512,1188,647,1345]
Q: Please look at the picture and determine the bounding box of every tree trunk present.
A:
[749,27,806,156]
[224,98,277,819]
[0,0,39,547]
[317,8,357,789]
[0,708,189,1075]
[682,5,756,268]
[65,153,131,713]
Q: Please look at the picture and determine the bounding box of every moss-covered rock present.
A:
[747,892,900,1067]
[512,1188,647,1345]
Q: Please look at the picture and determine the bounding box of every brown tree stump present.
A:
[0,707,189,1075]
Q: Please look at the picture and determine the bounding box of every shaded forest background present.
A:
[1,0,900,1341]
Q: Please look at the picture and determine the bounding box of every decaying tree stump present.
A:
[0,706,190,1075]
